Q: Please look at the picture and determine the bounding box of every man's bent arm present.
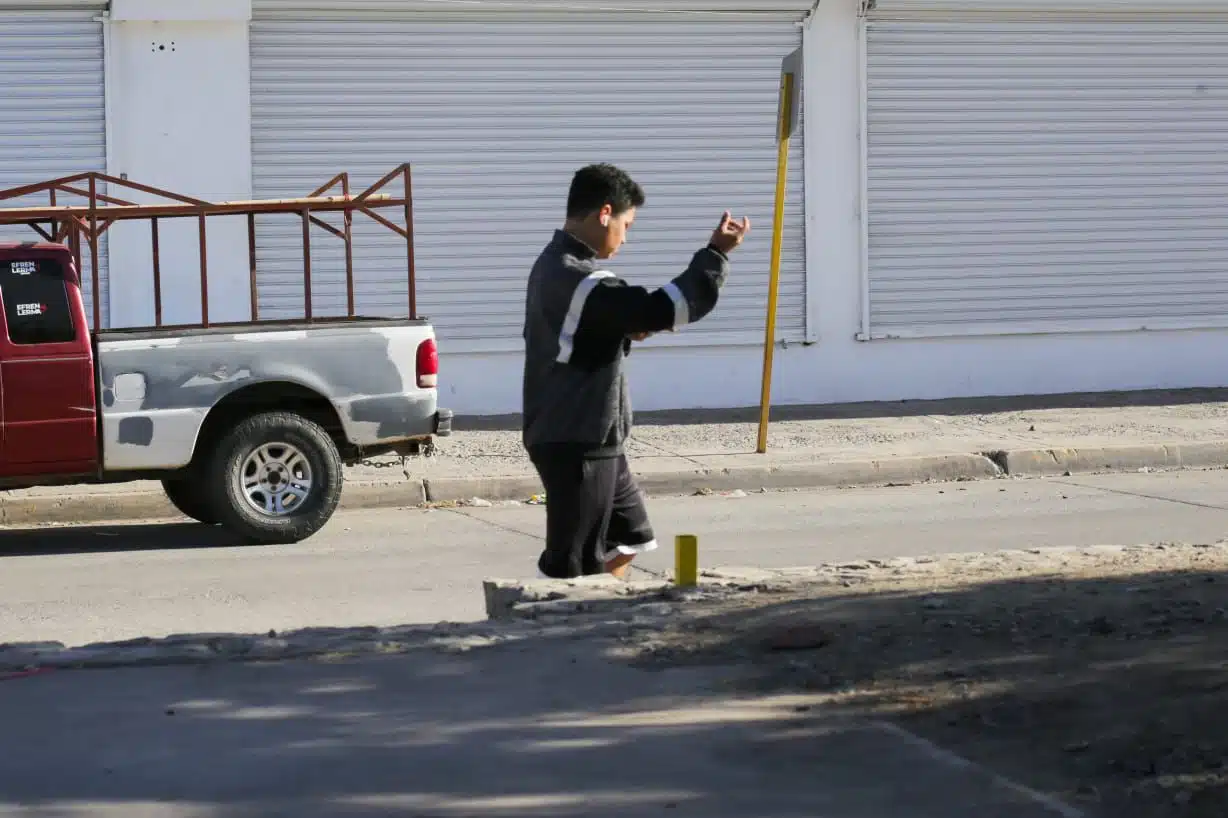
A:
[582,245,730,337]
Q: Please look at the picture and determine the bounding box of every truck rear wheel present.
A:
[205,411,343,545]
[162,475,219,525]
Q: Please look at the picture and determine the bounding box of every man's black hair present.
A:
[565,163,646,219]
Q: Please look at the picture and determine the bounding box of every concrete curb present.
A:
[3,440,1227,527]
[986,440,1228,477]
[425,452,1003,503]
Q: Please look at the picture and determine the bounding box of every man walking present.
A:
[522,163,750,580]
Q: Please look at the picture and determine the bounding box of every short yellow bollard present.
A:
[674,534,698,588]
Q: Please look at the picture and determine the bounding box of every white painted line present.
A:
[871,721,1087,818]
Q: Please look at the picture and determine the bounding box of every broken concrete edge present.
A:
[0,567,760,673]
[0,570,775,674]
[0,617,636,675]
[4,545,1220,674]
[481,564,906,622]
[482,540,1228,621]
[3,440,1228,527]
[0,559,1016,673]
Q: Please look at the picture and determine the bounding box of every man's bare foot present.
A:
[605,552,636,580]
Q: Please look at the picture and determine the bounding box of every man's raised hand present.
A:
[709,210,751,255]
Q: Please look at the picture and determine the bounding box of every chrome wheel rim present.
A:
[240,442,313,517]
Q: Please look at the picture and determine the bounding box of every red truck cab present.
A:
[0,242,98,484]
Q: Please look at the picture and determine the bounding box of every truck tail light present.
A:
[416,338,438,389]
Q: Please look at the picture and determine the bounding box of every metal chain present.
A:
[357,458,403,469]
[355,440,437,470]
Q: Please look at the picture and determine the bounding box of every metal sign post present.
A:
[757,46,802,454]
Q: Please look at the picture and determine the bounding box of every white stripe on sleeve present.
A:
[556,270,616,364]
[662,282,690,328]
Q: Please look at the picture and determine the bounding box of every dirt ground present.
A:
[628,542,1228,818]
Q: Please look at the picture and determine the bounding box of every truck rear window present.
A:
[1,257,76,345]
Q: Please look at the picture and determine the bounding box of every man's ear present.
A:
[599,204,612,227]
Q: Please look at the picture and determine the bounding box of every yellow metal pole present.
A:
[756,70,794,454]
[674,534,698,588]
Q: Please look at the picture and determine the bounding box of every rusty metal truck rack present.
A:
[0,164,418,332]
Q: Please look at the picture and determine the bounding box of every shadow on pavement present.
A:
[0,630,1057,818]
[0,521,245,557]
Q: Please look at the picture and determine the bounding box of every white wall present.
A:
[93,0,1228,411]
[105,0,253,328]
[438,0,1228,414]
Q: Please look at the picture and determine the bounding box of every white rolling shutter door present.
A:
[256,0,814,10]
[0,7,107,327]
[250,9,806,349]
[863,6,1228,339]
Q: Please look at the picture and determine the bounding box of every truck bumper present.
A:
[433,408,454,438]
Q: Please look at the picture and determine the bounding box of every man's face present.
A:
[595,205,636,259]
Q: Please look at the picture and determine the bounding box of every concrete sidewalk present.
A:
[5,387,1228,526]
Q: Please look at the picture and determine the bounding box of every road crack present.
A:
[444,508,540,541]
[1054,478,1228,513]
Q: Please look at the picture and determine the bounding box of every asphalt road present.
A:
[4,469,1228,647]
[0,647,1070,818]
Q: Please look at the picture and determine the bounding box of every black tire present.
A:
[162,474,220,525]
[204,411,343,545]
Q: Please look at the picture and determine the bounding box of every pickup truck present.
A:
[0,241,452,544]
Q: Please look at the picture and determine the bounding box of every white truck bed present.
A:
[96,319,441,472]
